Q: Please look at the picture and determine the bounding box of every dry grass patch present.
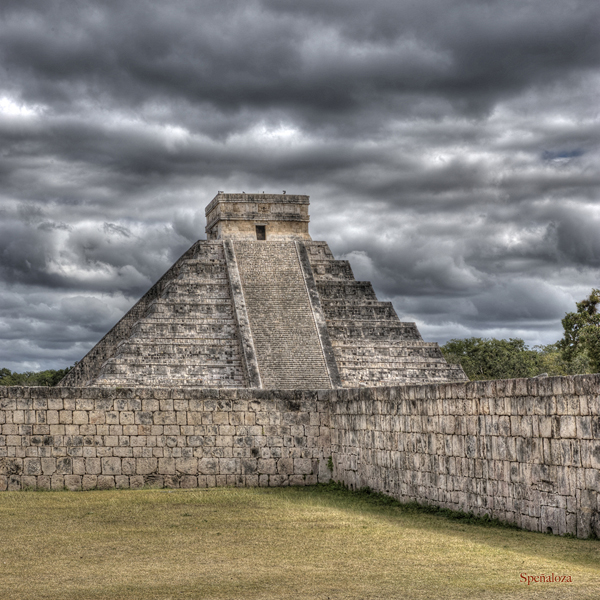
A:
[0,485,598,599]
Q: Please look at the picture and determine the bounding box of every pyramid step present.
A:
[310,259,355,281]
[134,316,237,325]
[304,241,335,260]
[321,303,399,320]
[179,257,227,267]
[105,358,243,368]
[172,276,229,284]
[339,365,468,385]
[100,360,243,377]
[161,282,231,299]
[192,242,226,260]
[331,340,439,348]
[146,303,234,318]
[114,351,242,362]
[94,377,242,388]
[337,359,451,368]
[130,322,239,337]
[316,281,377,301]
[118,336,238,351]
[326,322,422,341]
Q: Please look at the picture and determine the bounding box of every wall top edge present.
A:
[2,374,600,400]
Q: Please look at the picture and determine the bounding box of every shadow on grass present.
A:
[6,481,600,573]
[243,482,600,570]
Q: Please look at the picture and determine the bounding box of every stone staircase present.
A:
[305,241,468,387]
[93,242,246,387]
[233,241,332,389]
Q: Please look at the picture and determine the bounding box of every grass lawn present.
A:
[0,484,598,599]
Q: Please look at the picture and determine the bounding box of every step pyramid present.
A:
[60,193,467,389]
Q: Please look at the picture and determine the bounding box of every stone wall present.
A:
[0,387,331,492]
[2,376,600,538]
[330,375,600,539]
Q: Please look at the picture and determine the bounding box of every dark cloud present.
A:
[0,0,599,369]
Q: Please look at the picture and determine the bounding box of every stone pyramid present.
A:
[61,193,467,388]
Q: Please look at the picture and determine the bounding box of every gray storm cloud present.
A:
[0,0,599,370]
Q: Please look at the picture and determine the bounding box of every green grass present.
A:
[0,484,598,599]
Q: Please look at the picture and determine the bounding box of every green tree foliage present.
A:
[440,338,541,381]
[0,367,72,387]
[440,338,591,381]
[559,288,600,373]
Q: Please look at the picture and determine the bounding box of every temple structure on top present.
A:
[205,192,311,241]
[61,192,467,389]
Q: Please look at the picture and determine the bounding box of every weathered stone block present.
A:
[72,411,88,425]
[50,475,64,490]
[136,457,157,475]
[180,475,197,488]
[97,475,115,489]
[21,476,36,490]
[64,475,82,491]
[159,458,176,474]
[56,457,72,475]
[130,475,144,489]
[257,458,277,474]
[102,457,121,475]
[35,475,50,490]
[294,458,312,475]
[115,475,129,489]
[198,458,218,474]
[120,412,134,425]
[23,458,41,476]
[560,416,577,439]
[82,475,97,490]
[175,458,197,474]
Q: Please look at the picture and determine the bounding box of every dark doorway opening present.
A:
[256,225,266,240]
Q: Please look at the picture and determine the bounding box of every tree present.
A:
[559,289,600,373]
[0,367,72,386]
[440,337,542,381]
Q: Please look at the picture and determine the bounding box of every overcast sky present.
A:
[1,0,599,371]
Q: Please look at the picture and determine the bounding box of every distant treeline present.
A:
[0,367,72,387]
[440,288,600,381]
[440,339,590,381]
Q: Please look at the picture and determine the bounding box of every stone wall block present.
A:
[85,457,101,474]
[114,475,129,489]
[64,475,82,491]
[75,399,94,411]
[23,458,41,476]
[590,443,600,470]
[97,475,115,489]
[56,457,72,475]
[102,457,121,475]
[258,458,277,474]
[136,457,157,475]
[176,458,197,474]
[50,475,64,490]
[159,457,176,474]
[199,458,218,474]
[560,416,577,439]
